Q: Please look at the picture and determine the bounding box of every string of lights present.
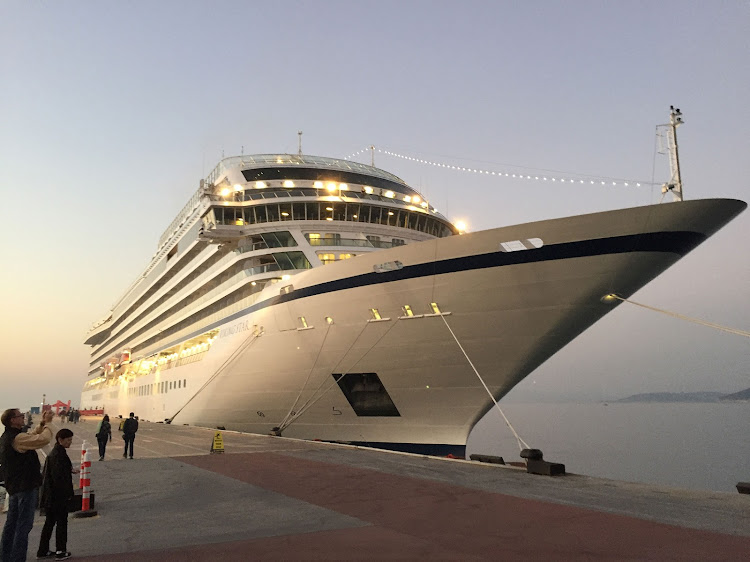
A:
[344,146,655,188]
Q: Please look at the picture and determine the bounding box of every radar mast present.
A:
[661,106,684,201]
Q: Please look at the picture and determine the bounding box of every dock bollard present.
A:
[72,450,97,518]
[520,448,566,476]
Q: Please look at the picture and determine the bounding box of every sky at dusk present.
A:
[1,1,748,413]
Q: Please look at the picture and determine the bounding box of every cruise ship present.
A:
[81,142,746,456]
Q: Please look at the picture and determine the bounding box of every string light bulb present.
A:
[345,146,648,188]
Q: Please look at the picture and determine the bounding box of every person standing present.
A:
[36,428,75,560]
[0,408,55,562]
[122,412,138,459]
[95,415,112,461]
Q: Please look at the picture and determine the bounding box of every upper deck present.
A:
[85,153,455,352]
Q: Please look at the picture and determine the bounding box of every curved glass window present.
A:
[211,203,455,237]
[241,168,416,197]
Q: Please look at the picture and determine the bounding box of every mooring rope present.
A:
[277,317,399,433]
[439,314,530,451]
[168,327,263,423]
[610,295,750,338]
[277,322,334,431]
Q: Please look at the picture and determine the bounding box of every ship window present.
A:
[298,316,308,328]
[392,238,405,247]
[260,231,296,248]
[292,202,306,220]
[346,204,359,221]
[332,204,345,221]
[408,213,419,230]
[274,251,311,270]
[254,206,267,223]
[279,203,292,220]
[333,373,400,417]
[430,302,441,314]
[370,308,381,320]
[305,202,320,220]
[167,245,178,261]
[402,305,414,317]
[339,253,354,260]
[398,210,408,228]
[319,253,335,265]
[266,204,279,222]
[184,379,187,387]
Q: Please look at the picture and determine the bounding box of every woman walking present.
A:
[95,415,112,461]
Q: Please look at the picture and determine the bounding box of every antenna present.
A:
[370,145,375,166]
[298,131,303,156]
[661,106,684,201]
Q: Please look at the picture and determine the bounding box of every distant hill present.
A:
[616,392,725,403]
[719,387,750,401]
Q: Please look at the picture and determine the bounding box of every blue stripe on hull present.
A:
[342,441,467,458]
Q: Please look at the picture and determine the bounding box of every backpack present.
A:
[123,418,138,435]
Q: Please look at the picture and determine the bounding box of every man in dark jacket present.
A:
[36,428,75,560]
[0,408,55,562]
[122,412,138,459]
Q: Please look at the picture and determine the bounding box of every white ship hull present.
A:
[82,198,745,453]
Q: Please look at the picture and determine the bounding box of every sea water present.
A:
[466,401,750,493]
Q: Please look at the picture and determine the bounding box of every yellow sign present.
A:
[210,431,224,454]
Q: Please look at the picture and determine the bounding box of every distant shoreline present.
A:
[614,390,750,403]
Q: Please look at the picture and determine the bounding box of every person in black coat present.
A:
[96,415,112,461]
[122,412,138,459]
[0,408,54,562]
[37,428,75,559]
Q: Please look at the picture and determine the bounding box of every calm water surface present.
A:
[466,402,750,493]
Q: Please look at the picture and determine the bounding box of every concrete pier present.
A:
[3,420,749,560]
